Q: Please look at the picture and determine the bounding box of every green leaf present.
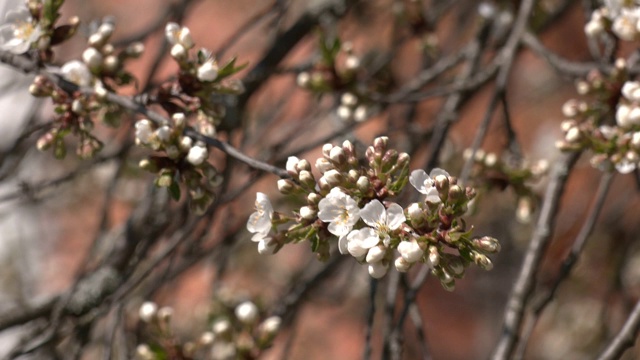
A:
[216,57,249,80]
[168,182,181,201]
[309,233,320,252]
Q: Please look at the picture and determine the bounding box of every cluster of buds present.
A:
[584,1,640,40]
[336,92,370,123]
[135,299,281,360]
[556,60,640,174]
[462,148,549,223]
[162,22,246,134]
[247,136,500,290]
[136,113,221,214]
[296,38,380,124]
[28,17,145,158]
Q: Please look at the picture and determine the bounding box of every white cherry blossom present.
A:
[318,187,360,238]
[0,7,41,54]
[397,240,423,263]
[61,60,92,87]
[360,199,405,245]
[247,192,273,235]
[344,228,379,258]
[409,168,449,203]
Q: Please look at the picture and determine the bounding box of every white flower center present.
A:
[14,21,35,40]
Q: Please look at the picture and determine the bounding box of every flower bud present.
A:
[397,240,423,263]
[299,206,316,220]
[373,136,388,153]
[235,301,259,324]
[212,319,232,336]
[298,170,315,187]
[347,169,359,183]
[179,136,193,151]
[82,47,103,69]
[307,192,321,205]
[368,261,388,278]
[157,306,174,323]
[342,140,355,156]
[366,245,386,264]
[428,246,439,267]
[395,257,411,272]
[136,344,154,360]
[329,146,346,165]
[103,55,119,73]
[484,153,498,167]
[315,158,333,173]
[286,156,300,176]
[473,236,501,253]
[354,105,368,122]
[356,176,370,192]
[322,143,333,157]
[170,43,187,61]
[296,72,310,87]
[322,169,343,187]
[277,179,296,194]
[258,316,281,337]
[448,185,463,203]
[473,252,493,270]
[336,105,352,120]
[138,301,158,322]
[565,126,581,143]
[296,159,311,172]
[381,149,398,172]
[126,42,145,58]
[197,60,219,82]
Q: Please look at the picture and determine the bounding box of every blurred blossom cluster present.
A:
[136,297,280,360]
[462,148,549,223]
[247,137,500,290]
[585,0,640,40]
[556,59,640,174]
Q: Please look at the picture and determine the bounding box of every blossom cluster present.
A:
[462,148,549,223]
[585,0,640,40]
[556,60,640,174]
[296,38,376,123]
[247,137,500,290]
[136,298,280,360]
[135,112,222,214]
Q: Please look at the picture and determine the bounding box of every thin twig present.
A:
[363,278,378,360]
[597,299,640,360]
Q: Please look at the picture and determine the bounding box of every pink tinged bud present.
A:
[329,146,346,165]
[373,136,388,152]
[368,261,388,278]
[299,206,316,220]
[235,301,259,324]
[315,158,333,173]
[395,257,411,272]
[277,179,295,194]
[366,245,386,264]
[342,140,355,154]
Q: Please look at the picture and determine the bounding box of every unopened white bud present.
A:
[98,22,115,37]
[336,105,352,120]
[356,176,369,191]
[296,72,311,87]
[139,302,158,322]
[565,127,581,143]
[165,22,180,44]
[212,319,231,335]
[299,206,316,220]
[170,43,187,60]
[277,179,295,194]
[353,105,368,122]
[259,316,281,335]
[484,153,498,167]
[187,145,208,166]
[299,170,315,185]
[82,47,103,69]
[345,55,360,70]
[395,257,411,272]
[178,27,194,49]
[323,169,343,186]
[329,146,346,164]
[397,240,423,263]
[315,158,333,173]
[341,92,357,106]
[157,306,174,322]
[235,301,259,324]
[197,60,219,82]
[322,143,333,157]
[368,261,388,278]
[179,136,193,151]
[366,245,386,264]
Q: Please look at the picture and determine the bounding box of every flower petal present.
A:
[361,200,385,227]
[429,168,450,178]
[385,203,406,230]
[359,227,380,249]
[409,169,429,194]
